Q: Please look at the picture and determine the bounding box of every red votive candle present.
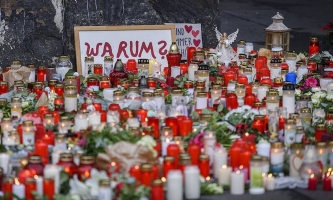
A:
[140,163,153,187]
[323,173,332,191]
[163,156,175,178]
[2,178,13,200]
[198,154,210,178]
[43,178,55,200]
[180,117,193,136]
[308,174,317,190]
[129,165,141,182]
[188,143,201,165]
[167,144,180,168]
[93,64,103,75]
[148,117,160,138]
[137,109,148,122]
[165,117,179,136]
[151,179,164,200]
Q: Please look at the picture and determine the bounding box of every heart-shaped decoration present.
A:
[193,39,201,47]
[292,155,302,171]
[185,25,192,33]
[192,30,199,38]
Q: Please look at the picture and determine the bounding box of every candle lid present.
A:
[12,60,21,65]
[328,141,333,147]
[75,149,86,156]
[326,111,333,118]
[59,55,70,61]
[194,86,205,92]
[300,107,311,113]
[261,156,269,162]
[85,56,94,61]
[44,177,55,182]
[87,77,98,82]
[56,134,66,139]
[310,37,318,42]
[251,81,260,87]
[300,95,311,101]
[14,80,24,85]
[64,75,76,81]
[23,120,34,127]
[198,64,209,71]
[113,91,125,97]
[235,83,245,89]
[211,84,221,90]
[251,155,263,161]
[164,156,175,162]
[2,118,12,123]
[199,154,209,161]
[142,92,153,97]
[104,56,113,61]
[270,58,282,63]
[11,97,22,103]
[266,90,279,96]
[168,42,180,54]
[289,113,299,119]
[4,177,14,184]
[38,66,47,70]
[99,179,111,187]
[296,126,304,131]
[144,126,154,132]
[243,67,252,73]
[253,102,263,107]
[179,153,190,159]
[197,92,207,98]
[153,92,163,97]
[290,143,305,150]
[60,116,70,122]
[94,64,103,68]
[190,60,200,65]
[60,152,74,162]
[25,177,36,184]
[180,155,191,165]
[28,155,42,164]
[33,84,43,90]
[271,142,283,148]
[285,119,296,124]
[140,163,152,172]
[316,142,327,148]
[171,88,182,94]
[55,83,64,88]
[151,179,163,186]
[49,79,59,84]
[80,155,95,164]
[254,115,265,120]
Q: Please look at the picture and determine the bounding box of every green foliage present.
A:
[118,183,150,200]
[174,74,189,88]
[201,182,223,195]
[165,94,172,104]
[83,125,141,156]
[0,101,11,118]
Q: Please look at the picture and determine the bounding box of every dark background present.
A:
[0,0,332,69]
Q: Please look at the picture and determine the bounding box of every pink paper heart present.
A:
[193,39,201,47]
[192,30,199,38]
[185,25,192,33]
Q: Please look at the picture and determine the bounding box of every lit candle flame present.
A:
[111,162,116,166]
[15,178,20,185]
[34,175,38,179]
[222,165,227,169]
[236,170,241,175]
[239,165,243,169]
[161,177,166,182]
[206,176,211,181]
[310,174,314,179]
[268,174,273,178]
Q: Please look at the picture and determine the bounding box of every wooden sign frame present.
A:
[74,25,176,75]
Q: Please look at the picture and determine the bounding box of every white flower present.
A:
[85,169,108,196]
[295,89,301,96]
[73,72,79,76]
[311,95,320,104]
[327,92,333,100]
[137,135,157,157]
[22,101,29,108]
[70,175,90,195]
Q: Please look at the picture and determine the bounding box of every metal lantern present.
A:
[265,12,291,51]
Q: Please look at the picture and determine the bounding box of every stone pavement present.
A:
[219,0,333,52]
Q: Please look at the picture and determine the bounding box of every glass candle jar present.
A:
[57,153,77,177]
[299,107,311,126]
[113,91,125,104]
[140,163,153,186]
[87,77,99,88]
[282,83,295,116]
[84,56,94,76]
[54,83,64,97]
[151,179,164,200]
[22,120,35,146]
[270,142,284,175]
[316,142,328,173]
[226,91,238,110]
[270,58,282,80]
[163,156,175,178]
[77,156,95,181]
[98,179,112,200]
[93,64,103,75]
[198,154,209,178]
[25,155,44,176]
[249,155,264,194]
[284,119,296,147]
[48,79,58,92]
[296,126,305,143]
[137,59,149,78]
[210,84,222,106]
[25,177,37,200]
[36,66,47,82]
[58,116,72,134]
[289,143,305,178]
[64,85,77,112]
[64,75,76,86]
[0,81,9,95]
[43,113,54,127]
[2,118,13,137]
[237,40,246,55]
[11,97,22,119]
[196,92,207,110]
[56,56,73,80]
[104,56,113,75]
[268,109,279,142]
[188,61,199,81]
[309,37,319,56]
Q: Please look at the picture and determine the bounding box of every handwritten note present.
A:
[166,23,202,60]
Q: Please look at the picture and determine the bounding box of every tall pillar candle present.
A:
[257,85,269,101]
[230,170,245,195]
[204,130,216,166]
[0,152,10,175]
[167,170,183,200]
[213,148,227,178]
[218,165,232,186]
[282,83,295,116]
[184,165,200,199]
[88,111,101,130]
[35,175,43,196]
[13,179,25,200]
[188,62,198,81]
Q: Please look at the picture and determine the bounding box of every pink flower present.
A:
[304,77,318,88]
[189,132,205,148]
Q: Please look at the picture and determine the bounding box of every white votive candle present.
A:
[265,174,275,191]
[35,175,43,196]
[75,113,88,132]
[213,148,227,178]
[0,153,10,175]
[184,165,200,199]
[88,111,101,130]
[218,165,232,186]
[231,170,245,195]
[167,170,183,200]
